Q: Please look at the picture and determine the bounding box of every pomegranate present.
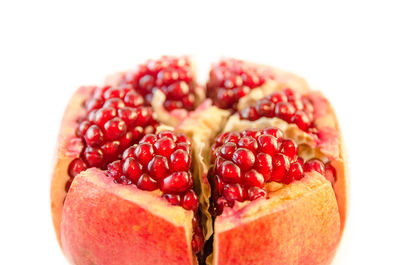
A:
[51,57,347,265]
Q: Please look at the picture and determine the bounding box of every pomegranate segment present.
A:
[121,56,198,111]
[239,88,317,133]
[209,127,337,216]
[65,85,159,190]
[206,58,269,110]
[105,130,204,253]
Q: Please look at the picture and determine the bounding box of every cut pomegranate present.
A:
[239,88,317,133]
[121,56,198,111]
[206,58,270,110]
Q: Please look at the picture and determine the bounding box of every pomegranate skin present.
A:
[61,168,196,265]
[213,173,340,265]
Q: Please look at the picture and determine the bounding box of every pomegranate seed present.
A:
[124,91,145,107]
[239,106,259,121]
[122,146,136,160]
[134,143,154,165]
[122,157,142,183]
[262,127,284,140]
[118,132,133,151]
[304,159,326,175]
[162,193,181,205]
[324,162,337,185]
[175,143,191,153]
[85,97,104,111]
[140,134,157,144]
[118,107,138,127]
[148,155,169,181]
[243,169,264,188]
[161,172,193,193]
[219,142,237,160]
[287,162,304,182]
[232,148,255,171]
[220,161,241,183]
[215,175,225,195]
[169,149,190,172]
[104,98,125,109]
[76,120,92,137]
[291,111,311,131]
[101,141,120,161]
[280,139,298,160]
[137,174,158,191]
[275,102,296,122]
[268,92,287,103]
[255,153,272,181]
[246,187,268,200]
[181,190,199,211]
[238,136,258,153]
[154,137,176,157]
[84,125,104,147]
[255,99,275,118]
[114,175,133,185]
[104,117,127,140]
[68,158,87,178]
[95,107,117,128]
[270,153,290,182]
[223,184,245,203]
[83,146,103,167]
[158,131,178,141]
[258,134,278,156]
[166,81,189,99]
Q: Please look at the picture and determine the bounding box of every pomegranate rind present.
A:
[176,100,230,240]
[212,173,340,265]
[50,85,95,244]
[61,168,196,265]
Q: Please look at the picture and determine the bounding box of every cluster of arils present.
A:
[206,59,269,110]
[239,88,316,132]
[208,128,336,216]
[122,56,197,111]
[67,85,158,190]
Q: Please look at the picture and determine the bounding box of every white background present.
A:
[1,1,399,264]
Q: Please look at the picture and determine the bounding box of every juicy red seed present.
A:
[258,134,278,156]
[161,172,193,193]
[122,157,142,183]
[76,120,92,137]
[83,146,103,167]
[158,131,178,141]
[324,162,337,185]
[232,148,255,171]
[134,143,154,165]
[216,89,235,108]
[304,159,326,175]
[140,134,157,144]
[241,129,261,138]
[181,190,199,211]
[216,132,230,144]
[280,139,298,160]
[283,88,295,98]
[169,149,190,172]
[157,67,179,85]
[291,111,312,131]
[224,132,240,144]
[104,98,125,109]
[270,153,290,182]
[224,75,243,89]
[267,92,287,103]
[238,136,258,153]
[137,174,158,191]
[107,160,122,179]
[95,107,117,128]
[220,161,241,183]
[84,125,104,147]
[101,141,120,160]
[175,143,191,153]
[233,86,251,99]
[148,155,169,181]
[104,88,124,99]
[122,146,136,160]
[288,162,304,182]
[246,187,268,201]
[118,131,133,150]
[68,158,87,178]
[275,102,296,122]
[162,193,181,205]
[255,153,272,181]
[94,86,111,99]
[154,137,176,157]
[175,133,191,145]
[87,110,97,122]
[215,175,225,195]
[215,157,226,175]
[124,91,145,107]
[219,142,237,160]
[138,75,155,91]
[104,117,127,140]
[239,106,259,121]
[118,107,138,127]
[223,184,245,203]
[192,231,205,254]
[85,97,104,111]
[288,97,304,110]
[262,128,284,140]
[166,81,190,99]
[243,169,264,187]
[255,99,275,118]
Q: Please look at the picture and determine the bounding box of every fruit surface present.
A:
[51,56,347,265]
